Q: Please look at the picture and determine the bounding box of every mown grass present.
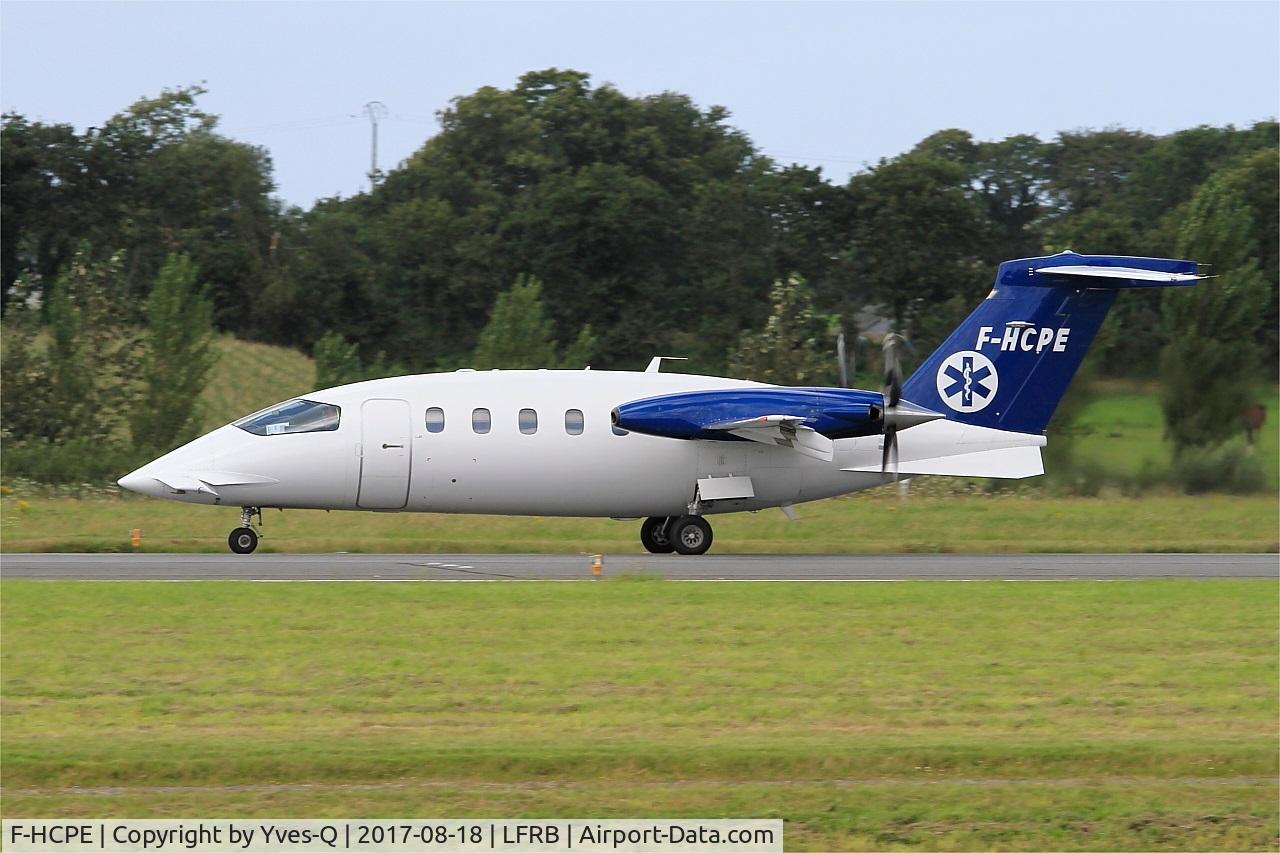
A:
[1,580,1276,850]
[2,491,1275,554]
[5,783,1277,852]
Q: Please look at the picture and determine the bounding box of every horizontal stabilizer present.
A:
[1032,264,1208,287]
[843,445,1043,478]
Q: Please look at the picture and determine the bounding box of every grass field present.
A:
[1,491,1276,554]
[2,580,1276,850]
[1076,383,1279,490]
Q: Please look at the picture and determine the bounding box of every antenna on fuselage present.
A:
[644,356,688,373]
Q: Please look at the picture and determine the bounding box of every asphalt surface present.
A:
[1,552,1275,581]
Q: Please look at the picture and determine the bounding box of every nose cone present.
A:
[117,469,160,497]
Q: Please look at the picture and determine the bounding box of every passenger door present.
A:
[358,398,411,509]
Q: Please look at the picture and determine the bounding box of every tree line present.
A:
[2,70,1275,482]
[3,247,216,482]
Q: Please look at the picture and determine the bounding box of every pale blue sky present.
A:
[3,1,1277,208]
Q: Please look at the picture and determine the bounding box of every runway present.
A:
[1,552,1275,581]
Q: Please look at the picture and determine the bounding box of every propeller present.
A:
[880,333,903,478]
[877,333,946,480]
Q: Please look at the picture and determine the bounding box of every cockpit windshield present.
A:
[234,399,341,436]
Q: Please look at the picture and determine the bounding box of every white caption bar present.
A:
[3,820,782,853]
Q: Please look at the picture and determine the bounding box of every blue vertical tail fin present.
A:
[900,252,1206,434]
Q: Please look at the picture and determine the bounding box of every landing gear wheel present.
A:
[228,527,258,554]
[640,516,676,554]
[671,515,713,556]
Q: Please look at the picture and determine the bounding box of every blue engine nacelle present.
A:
[612,388,886,440]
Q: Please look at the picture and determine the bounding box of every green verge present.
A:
[3,492,1275,553]
[1075,384,1279,490]
[2,580,1276,851]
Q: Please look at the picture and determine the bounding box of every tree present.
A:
[1,87,279,329]
[47,248,139,445]
[313,330,405,389]
[471,274,597,369]
[560,324,599,369]
[1045,128,1155,214]
[844,152,990,346]
[129,254,219,454]
[1161,175,1269,454]
[0,275,55,442]
[728,275,834,385]
[307,69,836,372]
[472,275,559,369]
[1221,147,1279,374]
[0,247,142,482]
[0,114,89,304]
[314,332,365,389]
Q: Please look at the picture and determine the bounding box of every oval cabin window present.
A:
[565,409,584,435]
[519,408,538,435]
[425,407,445,433]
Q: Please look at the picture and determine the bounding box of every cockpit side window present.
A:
[235,399,341,436]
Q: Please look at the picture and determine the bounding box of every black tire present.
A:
[640,516,676,554]
[671,516,713,556]
[228,527,258,554]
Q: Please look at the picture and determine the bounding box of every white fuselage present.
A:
[120,369,1044,517]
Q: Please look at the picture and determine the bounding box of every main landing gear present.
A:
[640,515,713,556]
[229,506,262,554]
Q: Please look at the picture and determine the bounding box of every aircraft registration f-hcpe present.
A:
[117,252,1206,555]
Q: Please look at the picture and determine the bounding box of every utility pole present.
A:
[360,101,388,188]
[835,326,849,388]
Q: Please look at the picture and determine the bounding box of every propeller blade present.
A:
[882,333,902,409]
[881,426,898,478]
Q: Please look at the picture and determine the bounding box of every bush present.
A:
[1172,440,1267,495]
[0,439,144,486]
[1117,459,1168,497]
[1045,458,1109,497]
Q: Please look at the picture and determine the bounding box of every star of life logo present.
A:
[936,350,998,413]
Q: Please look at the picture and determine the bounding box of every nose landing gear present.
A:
[639,515,713,556]
[229,506,262,554]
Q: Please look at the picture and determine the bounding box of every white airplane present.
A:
[118,252,1204,555]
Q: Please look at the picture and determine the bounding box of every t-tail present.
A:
[900,252,1206,434]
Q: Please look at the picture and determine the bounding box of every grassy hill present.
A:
[199,335,317,430]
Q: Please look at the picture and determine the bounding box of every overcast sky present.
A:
[3,1,1277,209]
